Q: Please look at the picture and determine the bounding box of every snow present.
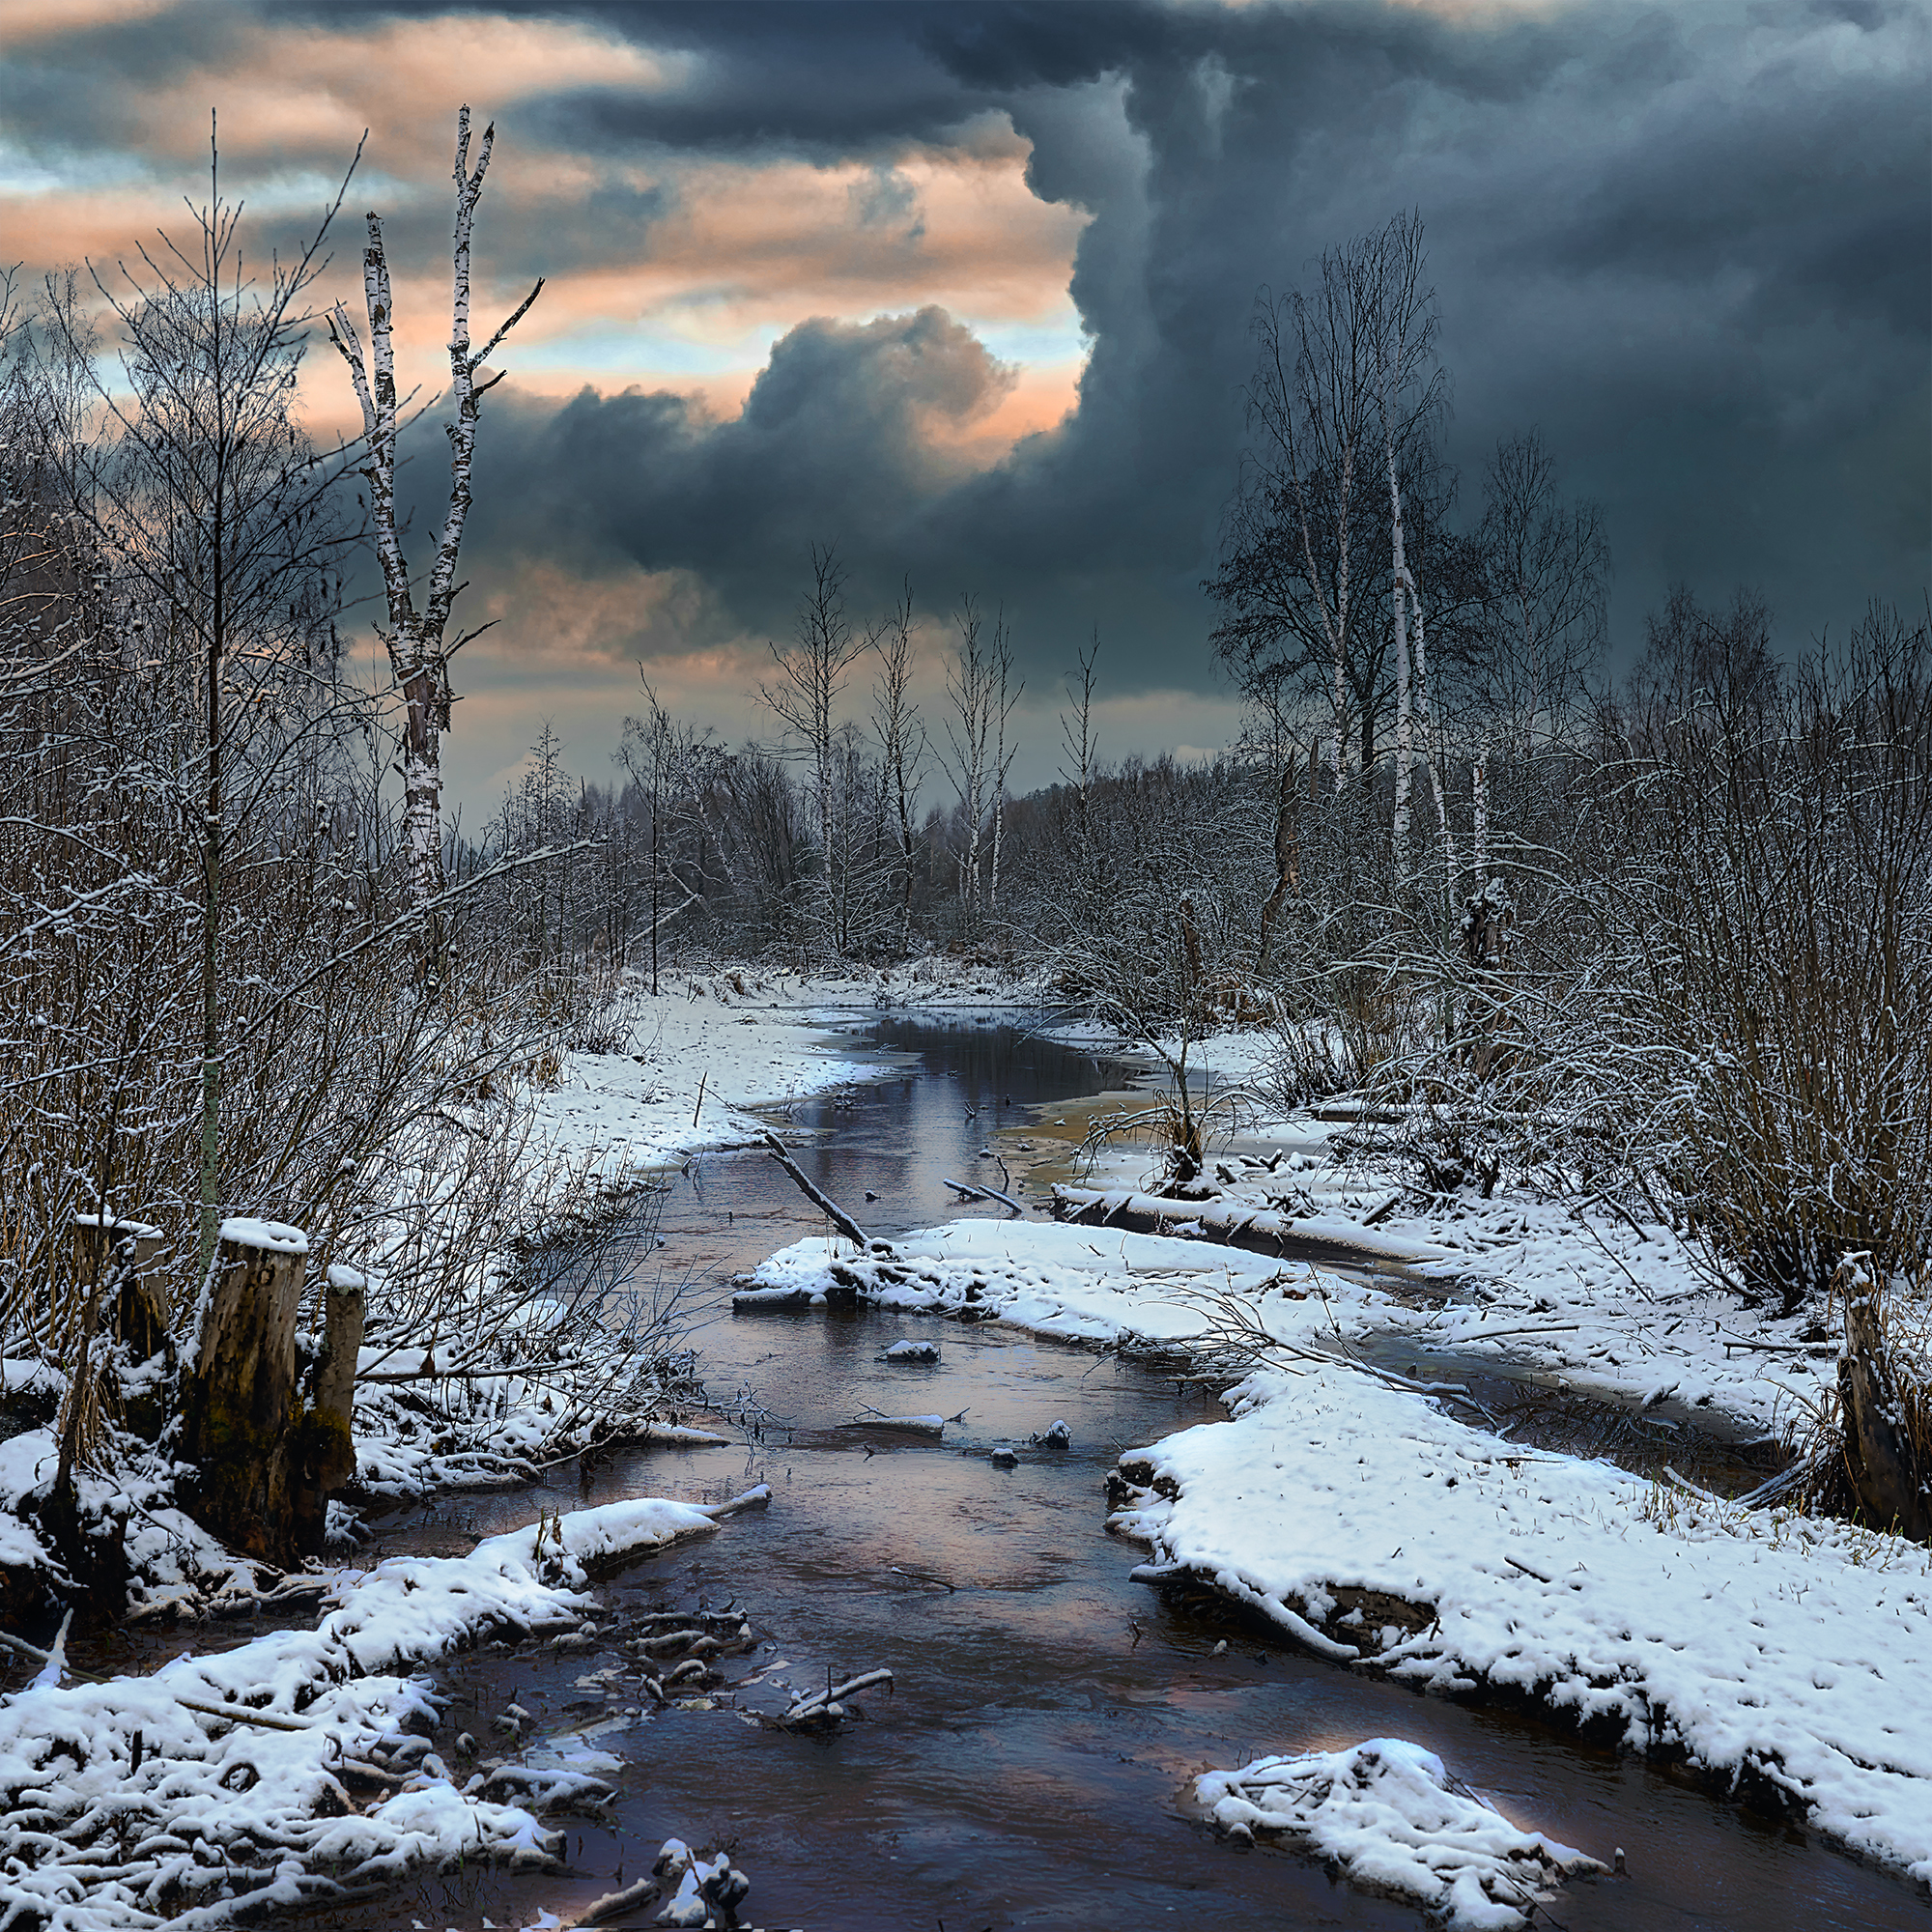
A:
[652,1835,752,1926]
[1117,1355,1932,1882]
[214,1216,309,1254]
[1197,1737,1603,1930]
[71,1213,163,1239]
[0,1492,753,1930]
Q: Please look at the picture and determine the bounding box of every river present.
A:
[357,1013,1926,1932]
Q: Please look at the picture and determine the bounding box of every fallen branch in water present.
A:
[761,1131,886,1251]
[942,1176,1027,1217]
[780,1665,895,1730]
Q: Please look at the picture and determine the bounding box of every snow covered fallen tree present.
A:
[0,1490,763,1930]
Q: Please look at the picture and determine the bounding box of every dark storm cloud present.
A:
[290,1,1932,687]
[443,305,1018,642]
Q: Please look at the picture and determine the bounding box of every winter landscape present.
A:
[1,3,1927,1930]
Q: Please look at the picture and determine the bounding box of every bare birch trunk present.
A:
[988,613,1021,918]
[1406,563,1456,893]
[1473,731,1490,881]
[329,106,541,931]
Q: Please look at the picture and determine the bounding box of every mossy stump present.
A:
[178,1220,310,1568]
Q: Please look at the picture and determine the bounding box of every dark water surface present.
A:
[350,1015,1924,1932]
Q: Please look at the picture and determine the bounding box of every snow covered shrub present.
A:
[1590,599,1932,1314]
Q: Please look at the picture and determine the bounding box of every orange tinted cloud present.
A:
[8,10,1087,473]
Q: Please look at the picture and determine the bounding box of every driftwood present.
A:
[780,1665,894,1730]
[760,1131,886,1251]
[942,1176,1026,1216]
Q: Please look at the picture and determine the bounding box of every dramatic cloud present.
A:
[3,0,1925,802]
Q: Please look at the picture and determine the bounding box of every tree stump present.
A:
[292,1266,366,1557]
[72,1215,170,1440]
[72,1215,168,1356]
[177,1219,310,1567]
[1835,1256,1932,1542]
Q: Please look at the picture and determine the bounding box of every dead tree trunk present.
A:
[293,1266,366,1557]
[178,1221,310,1566]
[328,106,542,936]
[1256,749,1301,970]
[1835,1259,1932,1541]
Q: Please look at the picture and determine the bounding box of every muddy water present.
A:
[355,1016,1923,1932]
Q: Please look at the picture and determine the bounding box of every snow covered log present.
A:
[1049,1182,1437,1266]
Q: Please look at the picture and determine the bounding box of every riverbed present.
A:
[351,1014,1927,1932]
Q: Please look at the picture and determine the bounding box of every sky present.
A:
[3,0,1926,811]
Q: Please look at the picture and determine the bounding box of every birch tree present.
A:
[329,106,541,932]
[1209,213,1445,797]
[986,611,1023,917]
[1370,212,1445,872]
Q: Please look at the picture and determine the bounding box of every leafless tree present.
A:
[762,544,866,958]
[619,678,705,993]
[869,581,927,953]
[329,105,542,935]
[1209,212,1446,798]
[54,119,359,1279]
[1471,429,1610,753]
[1058,629,1101,877]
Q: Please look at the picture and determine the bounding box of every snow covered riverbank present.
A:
[0,1492,759,1930]
[739,1209,1932,1887]
[528,958,1046,1192]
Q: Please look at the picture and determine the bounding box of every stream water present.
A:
[339,1015,1922,1932]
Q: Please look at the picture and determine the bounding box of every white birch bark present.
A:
[1473,729,1490,882]
[941,599,992,917]
[1404,561,1456,895]
[328,106,542,918]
